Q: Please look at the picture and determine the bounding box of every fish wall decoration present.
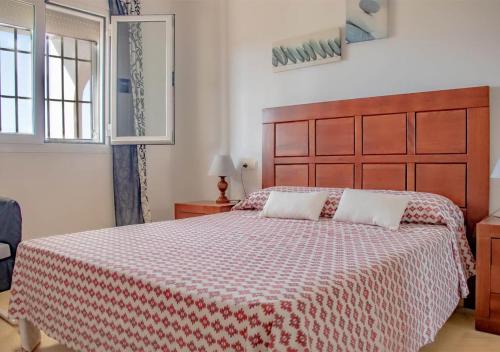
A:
[272,27,341,72]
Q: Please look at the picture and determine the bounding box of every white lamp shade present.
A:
[209,155,236,177]
[492,159,500,179]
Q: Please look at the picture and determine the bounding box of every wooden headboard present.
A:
[262,86,490,238]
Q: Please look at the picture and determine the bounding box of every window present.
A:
[45,35,97,140]
[0,1,175,146]
[0,0,35,137]
[0,25,33,134]
[111,15,175,145]
[45,6,104,143]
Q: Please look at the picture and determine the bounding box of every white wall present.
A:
[226,0,500,214]
[0,147,114,238]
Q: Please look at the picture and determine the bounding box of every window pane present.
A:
[0,97,16,133]
[64,102,76,138]
[79,103,92,139]
[17,29,31,52]
[63,59,76,100]
[44,5,102,142]
[44,54,48,97]
[0,27,14,50]
[48,57,62,99]
[45,101,48,138]
[17,52,32,97]
[18,98,32,134]
[0,51,15,96]
[78,61,91,101]
[48,101,63,138]
[48,35,61,56]
[77,40,91,60]
[63,37,75,58]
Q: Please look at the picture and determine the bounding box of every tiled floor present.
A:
[1,291,500,351]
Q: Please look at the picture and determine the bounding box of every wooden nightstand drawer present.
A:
[175,211,206,220]
[492,240,500,294]
[174,201,237,220]
[491,294,500,320]
[476,216,500,335]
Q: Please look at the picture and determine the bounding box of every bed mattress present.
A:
[9,206,472,351]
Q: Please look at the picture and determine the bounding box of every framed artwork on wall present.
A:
[272,27,341,72]
[346,0,388,43]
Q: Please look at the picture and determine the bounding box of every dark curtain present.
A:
[110,0,144,226]
[0,197,22,291]
[108,0,127,15]
[112,146,144,226]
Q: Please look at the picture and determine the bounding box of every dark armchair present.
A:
[0,197,22,324]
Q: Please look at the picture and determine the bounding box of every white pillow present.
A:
[333,189,410,230]
[261,191,329,221]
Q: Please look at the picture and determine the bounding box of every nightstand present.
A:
[174,201,237,220]
[476,216,500,334]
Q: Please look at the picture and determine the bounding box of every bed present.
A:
[9,86,490,352]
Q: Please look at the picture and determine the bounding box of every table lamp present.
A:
[209,155,236,204]
[492,158,500,217]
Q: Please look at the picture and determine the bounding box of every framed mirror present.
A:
[110,15,174,145]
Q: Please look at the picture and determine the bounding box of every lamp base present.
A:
[216,196,230,204]
[216,176,230,204]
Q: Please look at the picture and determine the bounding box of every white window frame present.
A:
[0,2,176,149]
[0,24,34,134]
[44,3,106,144]
[110,15,175,145]
[0,0,45,144]
[0,0,108,151]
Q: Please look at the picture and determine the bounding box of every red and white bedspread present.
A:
[9,189,474,352]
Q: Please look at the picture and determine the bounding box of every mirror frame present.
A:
[110,14,175,145]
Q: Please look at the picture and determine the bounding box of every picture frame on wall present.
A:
[272,27,342,72]
[346,0,388,44]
